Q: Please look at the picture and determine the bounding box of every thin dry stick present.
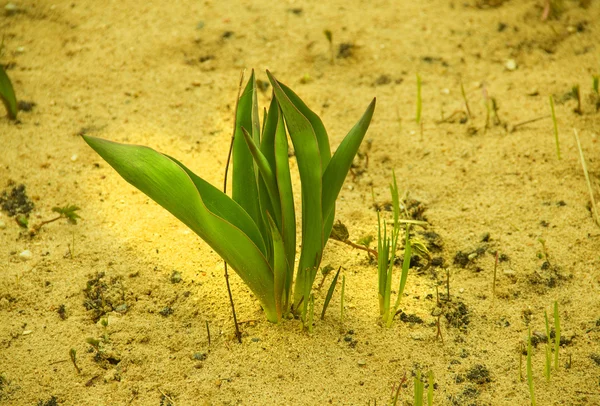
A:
[574,128,600,227]
[492,251,498,299]
[222,70,246,343]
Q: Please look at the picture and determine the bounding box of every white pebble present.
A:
[505,59,517,71]
[71,154,78,161]
[19,250,33,261]
[0,220,6,229]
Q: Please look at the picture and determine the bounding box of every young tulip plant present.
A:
[83,70,375,323]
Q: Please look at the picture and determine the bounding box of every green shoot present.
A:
[544,310,551,381]
[593,75,599,95]
[30,204,81,235]
[0,64,18,120]
[427,371,434,406]
[414,371,424,406]
[527,328,536,406]
[340,275,346,325]
[460,78,472,119]
[69,348,80,374]
[554,301,560,371]
[574,128,600,227]
[377,171,413,327]
[321,266,341,320]
[83,71,376,323]
[549,96,560,160]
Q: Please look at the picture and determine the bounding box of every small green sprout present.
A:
[414,370,424,406]
[572,85,582,115]
[83,71,375,323]
[69,348,81,374]
[30,204,80,235]
[0,64,17,120]
[324,30,334,64]
[544,310,551,381]
[320,266,341,320]
[377,171,412,327]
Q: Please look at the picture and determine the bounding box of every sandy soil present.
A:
[1,0,600,405]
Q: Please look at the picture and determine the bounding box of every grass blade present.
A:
[0,64,17,120]
[267,214,287,322]
[320,266,341,320]
[574,128,600,227]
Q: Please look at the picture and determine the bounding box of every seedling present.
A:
[527,328,536,406]
[69,348,81,374]
[574,129,600,227]
[320,266,341,320]
[83,71,375,323]
[30,204,80,235]
[544,310,551,381]
[593,75,600,111]
[460,78,472,119]
[0,64,17,120]
[549,96,560,159]
[390,372,408,406]
[377,172,413,327]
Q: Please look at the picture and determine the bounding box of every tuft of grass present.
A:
[549,95,560,160]
[377,171,413,327]
[0,64,18,120]
[83,71,375,323]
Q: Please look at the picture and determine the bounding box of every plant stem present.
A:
[527,328,536,406]
[340,275,346,325]
[554,301,560,371]
[222,70,246,343]
[574,128,600,227]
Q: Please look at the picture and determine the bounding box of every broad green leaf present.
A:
[273,106,296,307]
[241,127,282,228]
[267,71,324,306]
[83,135,278,322]
[232,72,262,228]
[0,64,17,120]
[276,81,331,171]
[322,98,376,223]
[267,213,287,322]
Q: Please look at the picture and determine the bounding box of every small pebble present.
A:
[19,250,32,261]
[71,154,78,162]
[251,337,260,343]
[22,330,32,335]
[505,59,517,71]
[357,360,366,366]
[170,270,182,284]
[503,269,516,275]
[0,220,6,229]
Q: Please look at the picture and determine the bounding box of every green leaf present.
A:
[322,98,376,223]
[267,71,324,306]
[0,64,17,120]
[232,72,262,229]
[82,135,278,322]
[52,204,81,224]
[241,127,282,228]
[320,266,341,320]
[273,106,296,307]
[267,213,287,322]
